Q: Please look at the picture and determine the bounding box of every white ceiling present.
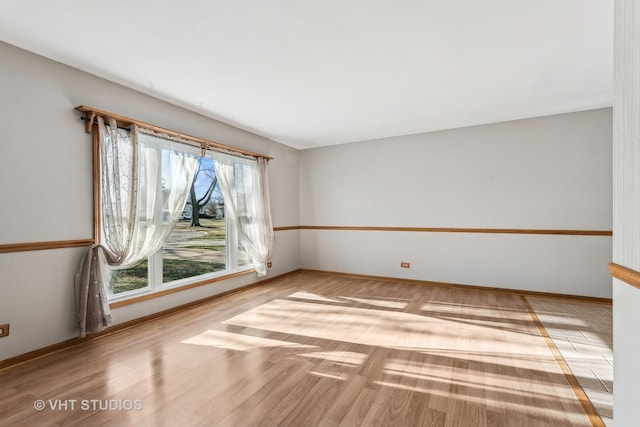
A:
[0,1,613,149]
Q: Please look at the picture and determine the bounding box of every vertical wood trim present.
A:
[92,124,100,244]
[521,296,605,427]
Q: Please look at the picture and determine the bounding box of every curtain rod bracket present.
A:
[84,112,96,134]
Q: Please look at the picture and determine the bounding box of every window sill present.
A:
[109,268,256,309]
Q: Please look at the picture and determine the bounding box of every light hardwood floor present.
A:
[0,272,602,426]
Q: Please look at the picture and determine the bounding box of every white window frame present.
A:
[107,158,254,303]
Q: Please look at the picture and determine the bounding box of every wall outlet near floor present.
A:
[400,262,411,268]
[0,324,9,337]
[267,261,273,268]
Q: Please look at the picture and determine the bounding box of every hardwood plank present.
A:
[0,271,596,426]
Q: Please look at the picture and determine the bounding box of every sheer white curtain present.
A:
[211,152,274,276]
[75,118,199,337]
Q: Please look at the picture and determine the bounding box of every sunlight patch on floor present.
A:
[309,370,348,381]
[341,296,408,309]
[223,299,503,350]
[298,350,368,366]
[181,330,316,351]
[288,291,347,304]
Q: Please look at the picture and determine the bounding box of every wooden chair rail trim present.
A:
[609,262,640,290]
[299,225,612,236]
[75,105,273,160]
[273,226,301,231]
[0,269,301,371]
[0,239,95,254]
[231,225,613,236]
[0,225,296,254]
[301,269,613,304]
[521,296,605,427]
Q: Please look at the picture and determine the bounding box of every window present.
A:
[161,157,228,283]
[76,107,273,336]
[108,154,255,300]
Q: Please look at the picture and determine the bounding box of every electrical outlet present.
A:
[267,261,273,268]
[400,262,410,268]
[0,324,9,337]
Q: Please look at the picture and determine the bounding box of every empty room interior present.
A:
[1,1,639,426]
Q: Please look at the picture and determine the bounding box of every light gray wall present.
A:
[299,109,612,297]
[0,38,615,364]
[0,41,300,361]
[612,0,640,424]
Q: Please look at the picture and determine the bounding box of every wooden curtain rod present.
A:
[75,105,273,160]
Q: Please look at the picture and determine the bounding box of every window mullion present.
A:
[150,249,163,290]
[227,215,237,272]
